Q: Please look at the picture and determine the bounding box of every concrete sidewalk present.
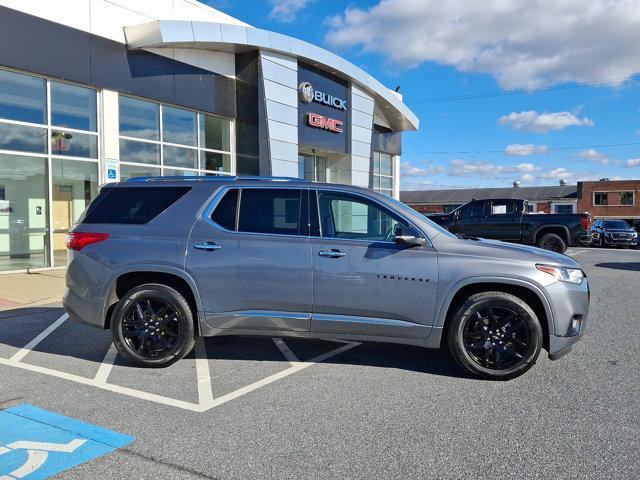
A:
[0,270,65,310]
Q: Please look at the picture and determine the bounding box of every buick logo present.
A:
[298,82,314,104]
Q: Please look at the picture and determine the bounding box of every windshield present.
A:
[384,194,457,238]
[603,220,630,229]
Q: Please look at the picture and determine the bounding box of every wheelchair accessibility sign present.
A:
[0,404,134,479]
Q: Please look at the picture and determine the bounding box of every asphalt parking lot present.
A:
[0,247,639,479]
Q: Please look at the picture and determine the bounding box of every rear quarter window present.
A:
[80,186,190,224]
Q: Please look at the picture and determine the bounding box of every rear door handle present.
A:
[193,242,222,251]
[319,249,346,258]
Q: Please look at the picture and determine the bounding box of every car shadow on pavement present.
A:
[594,262,640,272]
[0,306,468,380]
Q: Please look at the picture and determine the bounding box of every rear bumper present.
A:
[63,288,105,329]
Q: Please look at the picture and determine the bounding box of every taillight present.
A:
[66,232,110,251]
[580,214,591,231]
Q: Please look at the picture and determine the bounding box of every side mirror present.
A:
[394,226,427,247]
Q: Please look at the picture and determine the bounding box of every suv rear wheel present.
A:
[536,233,567,253]
[111,283,195,367]
[447,291,542,380]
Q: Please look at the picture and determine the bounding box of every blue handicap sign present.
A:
[0,404,134,479]
[107,168,117,180]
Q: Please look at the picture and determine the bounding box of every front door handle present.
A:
[193,242,222,252]
[319,249,346,258]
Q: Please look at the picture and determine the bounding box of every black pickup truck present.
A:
[426,198,591,253]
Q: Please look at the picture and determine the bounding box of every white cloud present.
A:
[268,0,311,22]
[400,161,444,177]
[504,144,549,156]
[448,160,539,177]
[521,173,536,182]
[625,158,640,167]
[573,149,609,165]
[498,110,594,133]
[541,167,573,179]
[325,0,640,89]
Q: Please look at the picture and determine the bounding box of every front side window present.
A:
[237,189,302,236]
[317,191,406,241]
[459,201,484,218]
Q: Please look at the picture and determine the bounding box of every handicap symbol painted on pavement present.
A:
[0,404,134,479]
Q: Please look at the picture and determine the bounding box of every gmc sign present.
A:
[307,113,343,133]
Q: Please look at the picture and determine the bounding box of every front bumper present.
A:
[543,278,590,359]
[603,236,637,246]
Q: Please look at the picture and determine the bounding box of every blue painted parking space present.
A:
[0,404,134,480]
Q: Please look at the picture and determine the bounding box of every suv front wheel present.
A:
[447,291,542,380]
[111,283,195,367]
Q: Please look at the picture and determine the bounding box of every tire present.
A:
[447,291,543,380]
[111,283,195,368]
[536,233,567,253]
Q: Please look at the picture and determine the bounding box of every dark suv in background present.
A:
[590,219,638,248]
[63,177,589,380]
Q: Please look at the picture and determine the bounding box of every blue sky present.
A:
[205,0,640,190]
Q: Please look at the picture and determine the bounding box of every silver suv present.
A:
[64,177,589,380]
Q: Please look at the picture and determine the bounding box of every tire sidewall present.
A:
[538,233,566,253]
[448,293,542,380]
[111,284,195,368]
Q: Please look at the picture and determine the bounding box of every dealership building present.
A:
[0,0,418,272]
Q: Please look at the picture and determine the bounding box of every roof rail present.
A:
[126,175,310,183]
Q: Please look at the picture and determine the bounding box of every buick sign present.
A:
[298,81,347,111]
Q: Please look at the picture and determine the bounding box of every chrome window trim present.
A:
[200,184,433,247]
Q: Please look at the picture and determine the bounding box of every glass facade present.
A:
[371,151,394,196]
[0,68,99,271]
[118,96,233,179]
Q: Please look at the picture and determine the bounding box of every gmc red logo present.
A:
[307,113,343,133]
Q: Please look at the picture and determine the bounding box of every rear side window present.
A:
[238,189,302,236]
[211,189,238,230]
[81,186,190,224]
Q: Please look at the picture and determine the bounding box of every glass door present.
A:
[0,154,50,270]
[298,153,327,182]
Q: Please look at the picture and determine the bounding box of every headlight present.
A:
[536,264,585,284]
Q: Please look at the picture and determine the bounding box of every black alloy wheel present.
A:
[462,306,530,370]
[111,284,195,367]
[447,291,542,380]
[122,297,182,359]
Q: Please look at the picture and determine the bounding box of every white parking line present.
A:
[203,341,360,410]
[194,338,214,406]
[0,314,362,412]
[93,344,118,384]
[9,313,68,363]
[272,337,301,364]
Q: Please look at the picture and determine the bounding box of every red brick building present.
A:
[577,179,640,230]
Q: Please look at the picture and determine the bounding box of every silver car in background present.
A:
[63,177,589,380]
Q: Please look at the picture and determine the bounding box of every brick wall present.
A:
[577,180,640,218]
